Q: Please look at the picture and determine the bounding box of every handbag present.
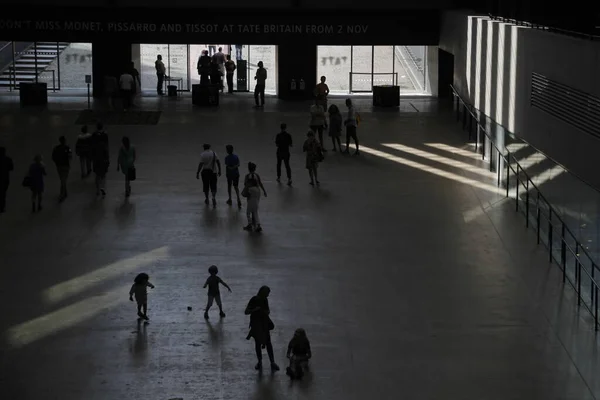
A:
[127,166,136,181]
[22,175,31,188]
[241,186,250,198]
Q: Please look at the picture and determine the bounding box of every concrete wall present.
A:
[439,10,600,189]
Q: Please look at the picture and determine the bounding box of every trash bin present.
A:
[167,85,178,97]
[19,82,48,107]
[373,85,400,107]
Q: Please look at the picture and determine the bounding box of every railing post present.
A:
[578,260,582,306]
[548,209,553,263]
[52,71,56,93]
[575,243,579,284]
[525,179,529,227]
[497,154,501,187]
[506,152,510,198]
[475,124,479,151]
[56,41,61,91]
[560,222,566,281]
[515,164,519,211]
[536,191,541,244]
[489,139,494,172]
[468,111,473,140]
[462,104,467,130]
[592,263,596,305]
[595,285,598,331]
[11,41,15,91]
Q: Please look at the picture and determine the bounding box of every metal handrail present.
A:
[488,14,600,41]
[450,84,600,329]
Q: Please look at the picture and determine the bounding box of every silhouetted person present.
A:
[196,144,222,207]
[224,145,242,208]
[117,136,136,197]
[328,104,343,151]
[245,286,279,372]
[344,98,360,155]
[0,147,14,213]
[203,265,232,320]
[242,162,267,232]
[254,61,267,107]
[129,273,155,320]
[197,50,212,86]
[91,123,109,197]
[314,76,329,111]
[27,154,46,213]
[275,123,293,186]
[286,328,312,379]
[130,61,141,105]
[225,55,236,94]
[210,60,222,91]
[119,69,134,110]
[155,55,165,95]
[75,125,92,178]
[303,131,322,186]
[309,98,327,151]
[52,135,72,202]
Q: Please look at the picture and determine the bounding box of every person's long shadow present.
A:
[129,319,148,361]
[115,198,136,230]
[201,205,219,230]
[206,318,223,349]
[252,371,277,400]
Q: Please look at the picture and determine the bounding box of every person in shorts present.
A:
[196,143,222,207]
[203,265,232,319]
[224,145,242,208]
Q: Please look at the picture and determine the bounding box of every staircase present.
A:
[0,42,70,88]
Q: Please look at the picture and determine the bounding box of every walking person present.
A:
[119,69,135,111]
[225,55,236,94]
[155,55,166,95]
[129,273,155,321]
[327,104,343,151]
[344,98,360,155]
[130,61,142,106]
[254,61,267,108]
[224,145,242,208]
[242,162,267,232]
[309,98,327,151]
[314,76,329,111]
[117,136,136,197]
[0,147,14,213]
[203,265,232,320]
[303,131,323,186]
[196,144,222,207]
[27,154,46,213]
[51,136,72,202]
[275,123,292,186]
[75,125,92,178]
[91,123,109,198]
[245,286,279,372]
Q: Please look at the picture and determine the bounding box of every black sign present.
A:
[0,8,440,45]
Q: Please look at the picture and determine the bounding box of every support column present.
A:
[92,40,132,98]
[277,43,317,101]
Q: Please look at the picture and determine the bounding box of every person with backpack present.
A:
[344,98,360,155]
[196,143,222,207]
[52,136,72,202]
[75,125,92,178]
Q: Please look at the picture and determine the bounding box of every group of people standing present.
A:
[0,123,137,213]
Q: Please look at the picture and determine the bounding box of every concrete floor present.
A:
[0,94,599,400]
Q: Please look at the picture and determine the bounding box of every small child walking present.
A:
[203,265,232,319]
[129,273,155,320]
[286,328,312,379]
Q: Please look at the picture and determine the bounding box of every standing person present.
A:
[203,265,232,319]
[344,98,360,155]
[224,145,242,208]
[91,123,109,198]
[119,69,135,111]
[130,61,141,106]
[117,136,136,197]
[225,55,236,94]
[155,55,166,95]
[327,104,343,152]
[309,99,327,151]
[245,286,279,372]
[0,147,14,213]
[254,61,267,108]
[303,131,322,186]
[210,60,222,90]
[197,50,212,86]
[275,123,293,186]
[242,162,267,232]
[196,144,222,207]
[75,125,92,178]
[27,154,46,213]
[314,76,330,111]
[52,136,72,202]
[129,272,155,321]
[213,47,226,90]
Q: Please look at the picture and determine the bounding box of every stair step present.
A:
[0,74,46,80]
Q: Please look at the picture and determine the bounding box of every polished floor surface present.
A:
[0,94,599,400]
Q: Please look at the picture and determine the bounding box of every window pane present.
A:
[395,46,427,94]
[140,44,168,91]
[351,45,372,92]
[373,46,394,86]
[167,44,188,91]
[188,44,228,86]
[249,45,277,95]
[37,42,93,90]
[317,45,351,94]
